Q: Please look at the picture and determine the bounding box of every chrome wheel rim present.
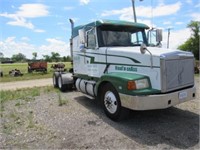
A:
[104,91,117,114]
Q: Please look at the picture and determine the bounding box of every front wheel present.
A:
[101,83,122,121]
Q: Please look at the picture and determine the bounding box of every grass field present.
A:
[0,62,198,83]
[0,62,72,82]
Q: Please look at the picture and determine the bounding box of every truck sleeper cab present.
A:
[53,19,196,121]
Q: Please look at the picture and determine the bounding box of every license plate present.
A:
[179,91,187,100]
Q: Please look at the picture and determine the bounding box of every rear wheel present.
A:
[101,83,122,121]
[58,75,66,92]
[53,72,59,88]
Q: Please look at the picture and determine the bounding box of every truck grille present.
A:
[161,58,194,93]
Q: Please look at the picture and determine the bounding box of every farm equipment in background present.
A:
[51,63,66,72]
[28,61,47,73]
[0,70,3,77]
[9,69,23,77]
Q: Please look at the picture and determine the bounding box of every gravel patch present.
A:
[0,77,199,149]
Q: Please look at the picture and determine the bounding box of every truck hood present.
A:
[106,46,194,59]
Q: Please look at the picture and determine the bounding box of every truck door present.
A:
[85,28,106,77]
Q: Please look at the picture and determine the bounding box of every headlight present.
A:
[135,79,149,89]
[127,79,149,90]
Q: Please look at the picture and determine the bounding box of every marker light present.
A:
[127,81,136,90]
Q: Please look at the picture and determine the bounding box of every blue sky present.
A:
[0,0,200,59]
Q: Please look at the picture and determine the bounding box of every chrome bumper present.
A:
[120,86,196,110]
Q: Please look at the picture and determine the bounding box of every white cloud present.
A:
[0,37,36,58]
[34,29,45,33]
[0,4,48,32]
[139,2,182,18]
[137,19,155,28]
[21,37,30,41]
[191,13,200,21]
[175,22,183,25]
[101,2,182,18]
[162,28,191,49]
[46,38,66,45]
[158,0,165,5]
[80,0,90,5]
[7,17,34,29]
[39,38,70,58]
[186,0,192,4]
[0,37,70,59]
[16,4,49,18]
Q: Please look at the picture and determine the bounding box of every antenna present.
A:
[131,0,143,42]
[151,0,153,28]
[131,0,143,23]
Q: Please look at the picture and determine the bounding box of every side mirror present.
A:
[156,29,162,42]
[140,43,147,54]
[79,29,86,44]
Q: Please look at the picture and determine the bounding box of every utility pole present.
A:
[167,28,171,49]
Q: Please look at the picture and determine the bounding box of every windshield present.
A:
[98,26,147,47]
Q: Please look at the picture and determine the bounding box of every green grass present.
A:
[0,62,72,82]
[0,86,57,112]
[58,92,68,106]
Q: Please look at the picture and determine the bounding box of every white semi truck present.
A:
[53,19,196,120]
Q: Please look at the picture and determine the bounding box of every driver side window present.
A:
[87,28,96,49]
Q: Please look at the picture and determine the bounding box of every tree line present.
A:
[0,52,71,63]
[178,20,199,60]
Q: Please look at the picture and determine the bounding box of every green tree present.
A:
[32,52,37,60]
[11,53,27,62]
[0,52,4,62]
[66,55,71,62]
[0,52,3,58]
[62,56,71,62]
[43,55,51,62]
[62,56,67,62]
[178,21,199,60]
[51,52,60,62]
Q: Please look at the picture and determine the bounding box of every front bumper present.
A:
[120,86,196,110]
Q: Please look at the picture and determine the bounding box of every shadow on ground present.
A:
[75,96,199,149]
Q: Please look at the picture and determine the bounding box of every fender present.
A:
[96,72,160,96]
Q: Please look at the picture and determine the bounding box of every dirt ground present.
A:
[0,78,52,91]
[0,77,199,149]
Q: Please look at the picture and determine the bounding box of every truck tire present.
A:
[53,72,60,88]
[101,83,122,121]
[58,74,68,92]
